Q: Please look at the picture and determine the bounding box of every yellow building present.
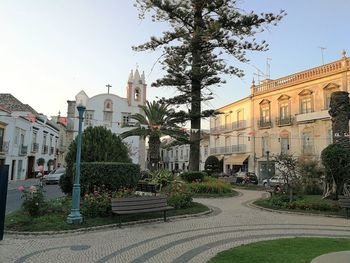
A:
[210,50,350,180]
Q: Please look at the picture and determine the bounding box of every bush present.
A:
[81,191,112,217]
[204,155,221,175]
[180,171,206,183]
[46,197,71,214]
[148,169,174,190]
[79,162,140,194]
[19,185,47,217]
[164,180,193,209]
[303,184,323,195]
[188,177,232,194]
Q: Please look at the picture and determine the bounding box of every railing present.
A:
[0,141,9,153]
[121,121,138,128]
[210,144,246,155]
[31,143,39,153]
[42,145,48,154]
[296,110,330,122]
[276,116,294,126]
[253,58,348,94]
[232,120,247,130]
[257,120,272,129]
[19,145,28,156]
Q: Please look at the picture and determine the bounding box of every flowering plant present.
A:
[81,191,112,217]
[18,185,47,216]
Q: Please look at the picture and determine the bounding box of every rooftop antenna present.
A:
[318,46,326,65]
[266,58,272,79]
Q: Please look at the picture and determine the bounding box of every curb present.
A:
[4,209,213,237]
[247,193,347,220]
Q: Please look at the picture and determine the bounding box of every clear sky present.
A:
[1,0,349,127]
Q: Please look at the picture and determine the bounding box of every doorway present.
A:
[27,156,35,179]
[11,160,15,180]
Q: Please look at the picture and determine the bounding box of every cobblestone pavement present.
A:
[1,190,350,263]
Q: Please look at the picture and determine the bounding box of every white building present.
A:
[0,94,60,181]
[67,69,147,169]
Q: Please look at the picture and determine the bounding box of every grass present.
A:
[5,202,209,232]
[254,194,347,217]
[209,237,350,263]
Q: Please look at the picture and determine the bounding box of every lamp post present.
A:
[266,150,270,187]
[67,91,87,224]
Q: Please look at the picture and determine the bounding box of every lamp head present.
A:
[75,90,88,108]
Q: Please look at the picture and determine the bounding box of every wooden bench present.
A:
[111,196,174,227]
[338,195,350,219]
[136,182,158,195]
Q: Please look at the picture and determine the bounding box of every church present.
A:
[66,68,146,169]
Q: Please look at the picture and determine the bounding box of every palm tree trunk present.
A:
[148,133,160,171]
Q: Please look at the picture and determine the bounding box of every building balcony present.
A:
[276,116,294,126]
[210,144,246,155]
[232,120,247,130]
[42,145,48,154]
[31,143,39,153]
[19,145,28,156]
[257,120,272,129]
[0,141,9,153]
[296,110,330,123]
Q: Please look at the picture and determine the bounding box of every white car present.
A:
[263,176,286,187]
[45,167,65,184]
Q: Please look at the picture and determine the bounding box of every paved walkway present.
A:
[1,190,349,263]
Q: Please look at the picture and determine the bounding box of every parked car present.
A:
[45,167,65,184]
[235,172,258,185]
[263,176,285,187]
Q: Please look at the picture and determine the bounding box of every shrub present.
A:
[148,169,174,190]
[81,191,112,217]
[303,184,323,195]
[204,155,221,175]
[180,171,206,183]
[79,162,140,194]
[188,177,232,194]
[46,197,71,214]
[164,180,193,209]
[19,185,47,217]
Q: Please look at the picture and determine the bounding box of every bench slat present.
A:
[112,203,167,211]
[112,196,166,202]
[112,199,166,206]
[113,206,174,215]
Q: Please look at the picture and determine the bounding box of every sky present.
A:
[0,0,349,128]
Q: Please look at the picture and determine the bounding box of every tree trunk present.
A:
[189,1,203,171]
[148,133,160,171]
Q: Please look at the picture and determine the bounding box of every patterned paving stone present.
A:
[1,190,350,263]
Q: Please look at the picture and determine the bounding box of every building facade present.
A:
[0,94,60,181]
[66,69,147,169]
[210,51,350,179]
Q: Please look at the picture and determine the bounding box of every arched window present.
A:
[134,88,141,101]
[259,100,271,128]
[277,95,291,126]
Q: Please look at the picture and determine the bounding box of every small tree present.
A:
[297,158,324,195]
[321,143,350,199]
[274,153,299,202]
[36,158,45,166]
[204,155,220,175]
[60,126,131,194]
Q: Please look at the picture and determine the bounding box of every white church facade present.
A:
[66,69,147,169]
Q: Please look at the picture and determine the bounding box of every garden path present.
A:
[1,190,350,263]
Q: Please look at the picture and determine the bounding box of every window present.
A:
[32,131,37,143]
[134,88,141,101]
[85,110,94,126]
[204,146,208,156]
[259,100,271,127]
[302,130,314,155]
[279,101,289,120]
[225,136,231,153]
[104,99,113,111]
[0,127,4,151]
[323,83,339,110]
[15,128,20,145]
[180,149,183,158]
[122,113,131,125]
[237,110,244,127]
[225,114,231,129]
[104,112,112,122]
[299,89,313,114]
[280,131,289,154]
[262,133,269,156]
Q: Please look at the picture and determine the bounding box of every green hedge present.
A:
[80,162,140,194]
[180,171,206,182]
[188,177,232,194]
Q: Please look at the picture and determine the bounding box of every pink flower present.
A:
[17,185,25,192]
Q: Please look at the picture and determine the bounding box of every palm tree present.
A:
[120,101,188,170]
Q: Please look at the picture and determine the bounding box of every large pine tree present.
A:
[134,0,285,171]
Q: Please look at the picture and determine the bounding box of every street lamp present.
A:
[67,91,88,224]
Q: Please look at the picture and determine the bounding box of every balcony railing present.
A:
[257,120,272,129]
[50,147,54,155]
[31,143,39,153]
[42,145,48,154]
[232,120,247,130]
[210,144,246,155]
[19,145,28,156]
[0,141,9,153]
[296,110,330,123]
[276,116,294,126]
